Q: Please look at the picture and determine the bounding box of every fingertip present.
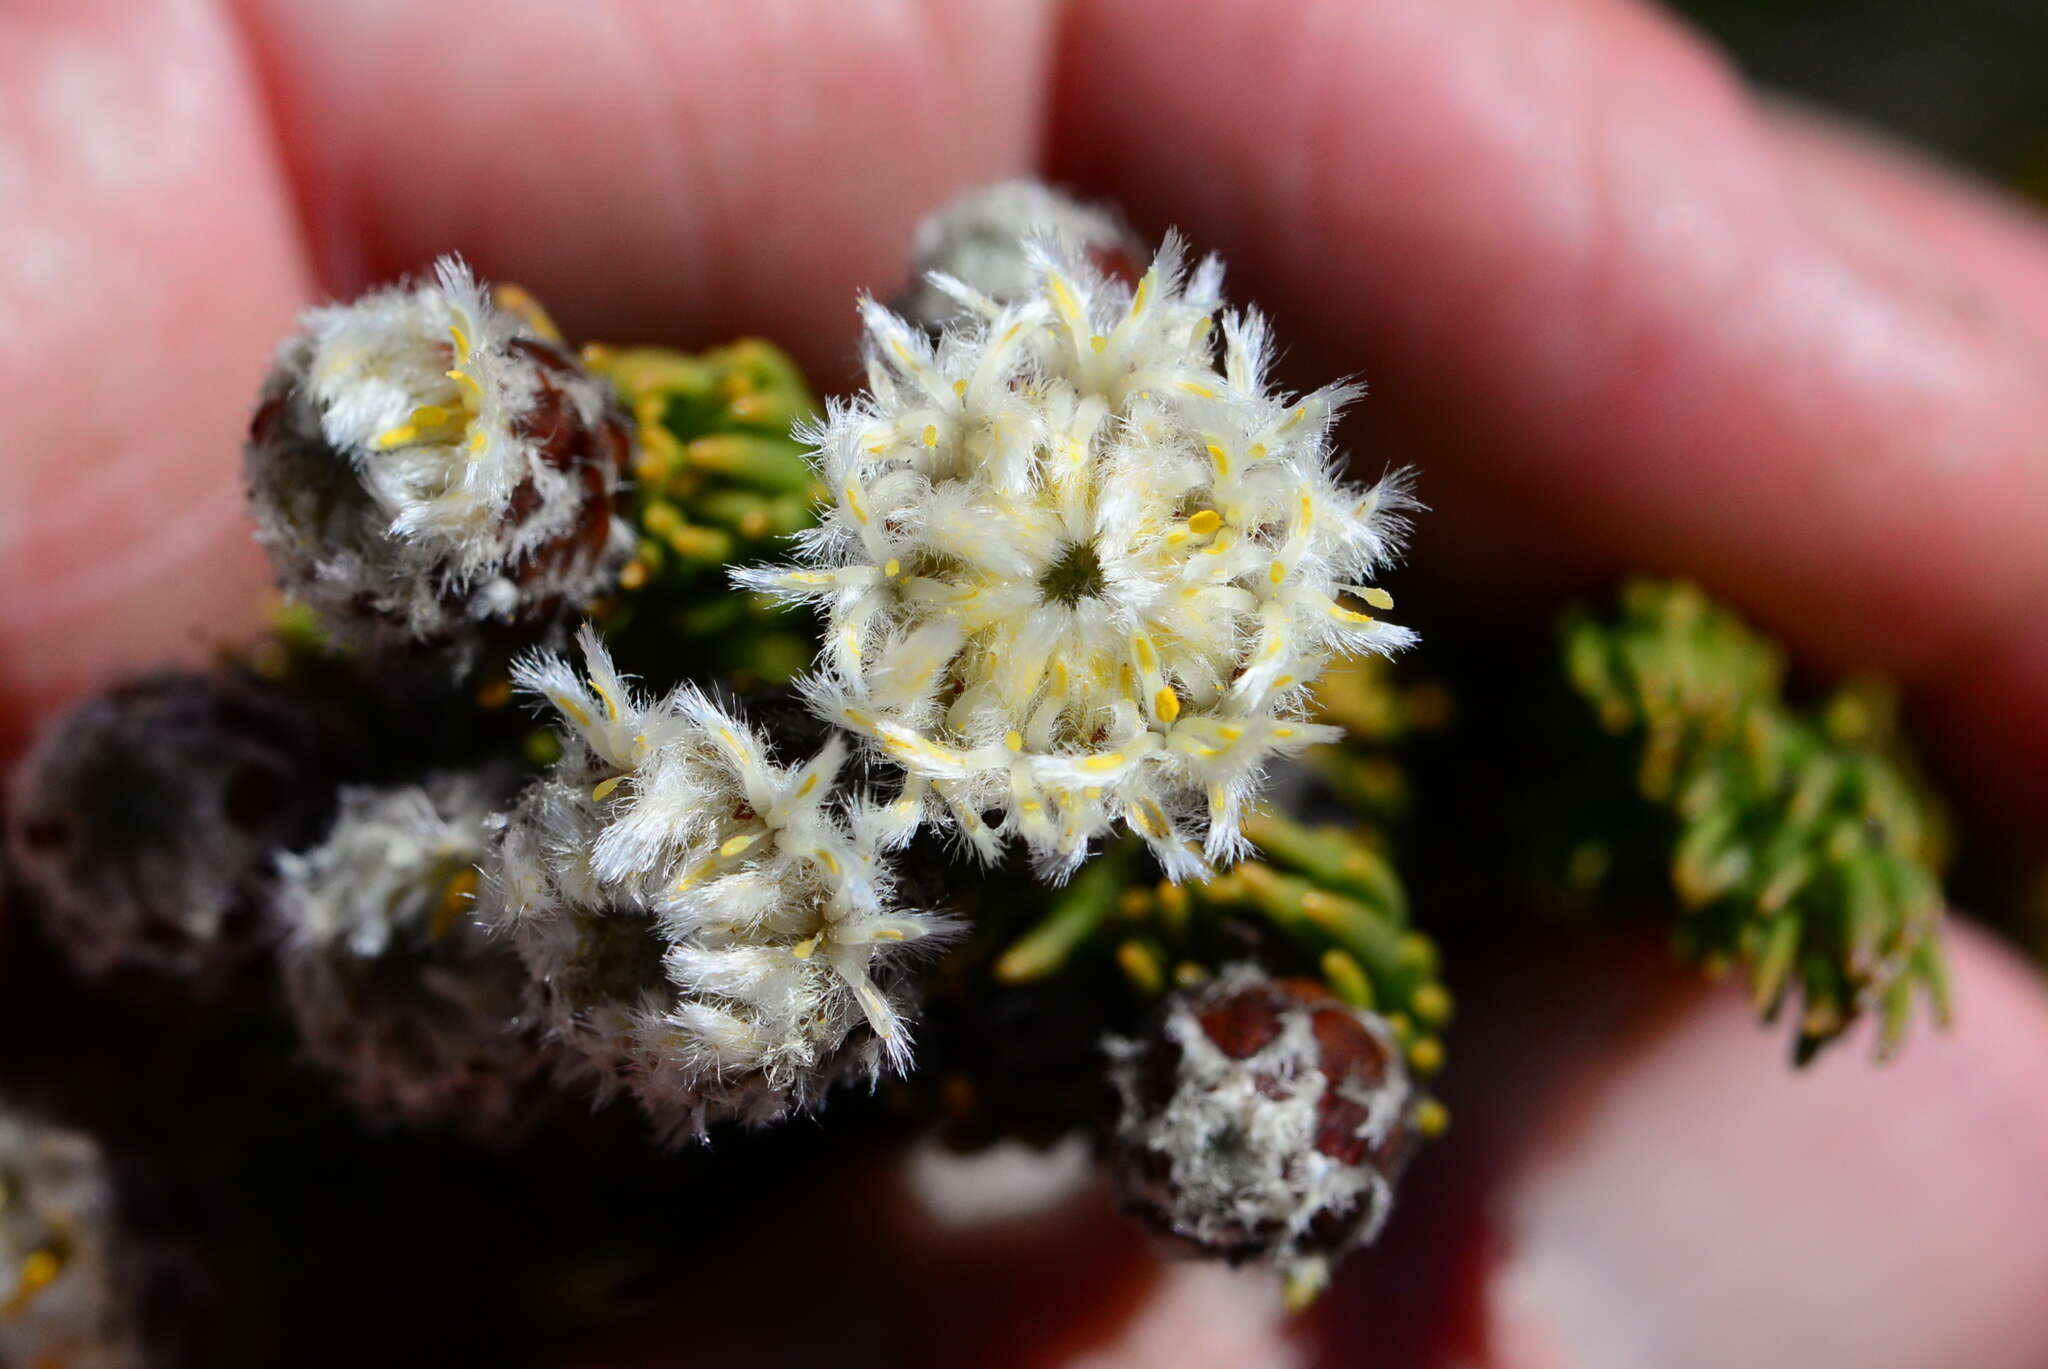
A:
[1345,922,2048,1369]
[234,0,1063,379]
[0,0,308,762]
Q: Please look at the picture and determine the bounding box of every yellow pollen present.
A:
[1154,688,1181,722]
[953,378,968,396]
[922,423,938,447]
[884,558,901,578]
[1269,560,1287,585]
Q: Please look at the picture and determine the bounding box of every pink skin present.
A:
[3,1,2047,1363]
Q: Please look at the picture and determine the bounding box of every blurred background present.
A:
[1672,0,2047,200]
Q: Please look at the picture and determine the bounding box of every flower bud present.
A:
[898,179,1144,329]
[275,770,551,1136]
[1104,964,1418,1293]
[245,258,632,661]
[5,673,343,982]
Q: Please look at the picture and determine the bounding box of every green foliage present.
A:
[587,339,822,691]
[1561,578,1952,1063]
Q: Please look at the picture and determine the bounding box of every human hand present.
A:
[4,2,2047,1365]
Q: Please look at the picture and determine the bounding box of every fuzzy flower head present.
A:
[246,257,632,654]
[491,628,952,1140]
[275,771,550,1136]
[0,1108,139,1369]
[740,235,1416,879]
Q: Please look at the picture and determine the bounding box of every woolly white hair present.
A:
[487,626,955,1141]
[275,770,549,1136]
[0,1108,140,1369]
[738,232,1416,882]
[245,256,631,652]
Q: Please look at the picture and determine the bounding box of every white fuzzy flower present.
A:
[0,1108,140,1369]
[738,234,1415,880]
[246,256,632,653]
[489,627,952,1140]
[275,771,549,1135]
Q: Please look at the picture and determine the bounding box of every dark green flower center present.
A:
[1040,540,1107,606]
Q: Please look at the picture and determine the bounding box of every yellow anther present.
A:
[791,935,820,960]
[1179,382,1216,398]
[1362,586,1395,610]
[1154,688,1181,722]
[922,423,939,447]
[551,693,594,730]
[1269,560,1288,585]
[373,423,420,450]
[591,776,624,803]
[719,832,760,859]
[953,378,968,396]
[1082,753,1126,772]
[1187,509,1222,536]
[4,1248,61,1316]
[1205,442,1231,475]
[795,771,820,798]
[844,485,870,524]
[1090,335,1107,353]
[1004,730,1024,752]
[884,558,901,578]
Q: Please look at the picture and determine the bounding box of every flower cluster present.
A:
[245,257,632,656]
[0,1106,139,1369]
[740,234,1415,880]
[489,627,955,1140]
[275,771,550,1135]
